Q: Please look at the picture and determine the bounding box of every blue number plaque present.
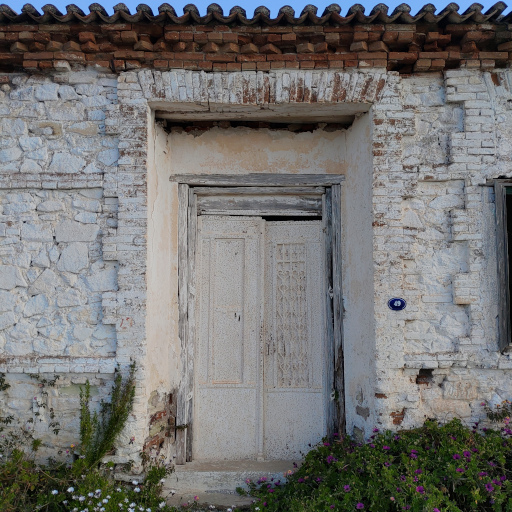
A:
[388,298,406,311]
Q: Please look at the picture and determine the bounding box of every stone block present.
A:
[0,265,27,290]
[57,243,89,273]
[55,221,99,242]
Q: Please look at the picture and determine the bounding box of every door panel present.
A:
[194,216,263,461]
[194,216,325,461]
[264,221,325,460]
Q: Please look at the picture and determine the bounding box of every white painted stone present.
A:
[73,326,94,342]
[37,200,64,213]
[402,208,424,229]
[429,195,465,209]
[21,223,54,242]
[20,160,42,173]
[56,289,83,307]
[55,220,99,242]
[57,243,89,273]
[2,118,27,136]
[0,291,16,312]
[74,212,97,224]
[0,146,22,162]
[97,149,119,166]
[0,311,16,331]
[49,152,86,174]
[28,268,61,296]
[23,294,49,317]
[34,83,59,101]
[92,324,114,340]
[32,249,50,269]
[0,265,27,290]
[72,198,101,212]
[25,147,48,160]
[84,268,117,292]
[58,85,79,100]
[19,136,43,152]
[48,246,60,263]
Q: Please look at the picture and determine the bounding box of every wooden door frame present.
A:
[174,174,345,463]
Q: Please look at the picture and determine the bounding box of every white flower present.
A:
[134,487,141,493]
[117,488,122,492]
[130,503,136,507]
[79,496,86,502]
[227,509,232,512]
[146,509,151,512]
[95,489,102,494]
[51,490,58,495]
[159,502,166,509]
[63,501,68,505]
[107,495,111,499]
[170,490,176,496]
[67,487,75,493]
[100,508,105,512]
[88,493,94,498]
[159,478,165,484]
[103,499,109,503]
[132,481,138,486]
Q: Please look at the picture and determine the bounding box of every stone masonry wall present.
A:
[3,64,512,463]
[373,69,512,433]
[0,70,141,465]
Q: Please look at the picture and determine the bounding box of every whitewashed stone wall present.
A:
[373,69,512,432]
[0,71,133,461]
[2,66,512,465]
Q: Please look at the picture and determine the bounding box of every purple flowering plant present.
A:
[247,415,512,511]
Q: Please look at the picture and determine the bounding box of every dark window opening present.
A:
[495,181,512,351]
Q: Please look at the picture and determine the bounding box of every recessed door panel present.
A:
[264,221,325,460]
[194,215,326,461]
[194,216,263,461]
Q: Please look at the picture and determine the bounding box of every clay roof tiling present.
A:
[0,2,510,25]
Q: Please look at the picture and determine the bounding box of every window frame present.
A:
[495,180,512,352]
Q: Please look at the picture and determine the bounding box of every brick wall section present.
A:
[1,21,512,73]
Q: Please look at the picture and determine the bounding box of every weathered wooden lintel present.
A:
[170,174,345,187]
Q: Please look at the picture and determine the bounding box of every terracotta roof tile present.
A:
[0,2,509,25]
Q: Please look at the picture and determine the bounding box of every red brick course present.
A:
[0,21,511,73]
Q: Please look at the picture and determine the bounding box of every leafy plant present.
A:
[79,362,137,467]
[247,417,512,511]
[0,364,177,511]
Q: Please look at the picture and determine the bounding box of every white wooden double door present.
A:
[193,215,326,461]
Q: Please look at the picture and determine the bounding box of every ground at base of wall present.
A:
[166,492,253,510]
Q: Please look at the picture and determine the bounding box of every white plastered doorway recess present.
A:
[173,174,345,464]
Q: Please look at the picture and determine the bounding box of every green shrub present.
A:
[79,362,136,467]
[247,418,512,511]
[0,366,177,512]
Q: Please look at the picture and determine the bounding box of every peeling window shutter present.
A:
[495,181,510,352]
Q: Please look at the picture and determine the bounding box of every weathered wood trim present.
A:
[197,194,322,216]
[186,189,197,462]
[331,184,345,433]
[193,187,325,196]
[176,183,189,465]
[495,180,511,352]
[323,189,335,436]
[170,174,345,186]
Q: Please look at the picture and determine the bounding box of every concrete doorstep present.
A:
[162,460,297,510]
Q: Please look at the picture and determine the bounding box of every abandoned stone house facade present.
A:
[1,1,512,470]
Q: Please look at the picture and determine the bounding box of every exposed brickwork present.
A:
[0,21,512,73]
